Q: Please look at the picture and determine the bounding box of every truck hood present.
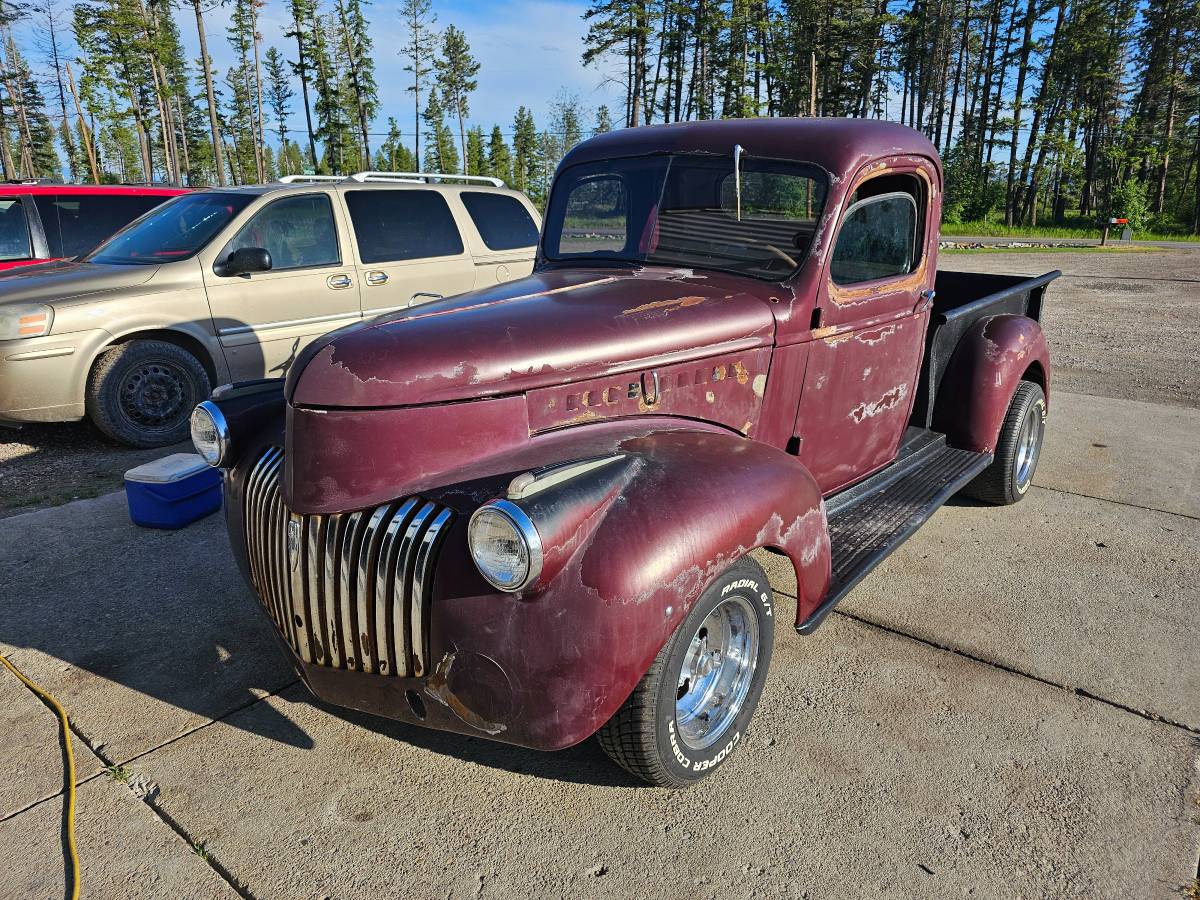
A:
[0,260,159,307]
[288,267,778,409]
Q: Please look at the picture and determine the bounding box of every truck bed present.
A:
[909,269,1060,428]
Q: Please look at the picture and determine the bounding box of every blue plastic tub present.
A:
[125,453,222,529]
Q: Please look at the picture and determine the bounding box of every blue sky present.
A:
[18,0,624,144]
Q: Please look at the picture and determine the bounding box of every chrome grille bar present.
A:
[241,448,451,678]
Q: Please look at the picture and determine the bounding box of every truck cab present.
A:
[197,119,1056,787]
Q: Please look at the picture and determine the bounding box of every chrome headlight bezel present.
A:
[467,499,543,593]
[190,401,230,467]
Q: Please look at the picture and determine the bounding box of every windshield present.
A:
[88,192,253,265]
[543,154,828,280]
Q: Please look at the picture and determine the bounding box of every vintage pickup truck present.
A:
[193,118,1057,787]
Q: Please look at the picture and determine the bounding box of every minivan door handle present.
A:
[408,292,443,307]
[327,273,353,289]
[365,270,388,286]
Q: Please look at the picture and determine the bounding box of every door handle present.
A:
[408,292,443,307]
[365,270,388,286]
[327,273,353,289]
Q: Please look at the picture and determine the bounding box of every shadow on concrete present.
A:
[304,696,644,789]
[0,491,312,757]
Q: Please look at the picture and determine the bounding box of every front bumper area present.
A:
[0,328,112,423]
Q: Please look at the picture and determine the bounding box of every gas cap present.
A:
[495,264,511,283]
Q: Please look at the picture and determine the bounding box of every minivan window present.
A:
[223,194,340,271]
[0,199,31,260]
[89,193,253,265]
[345,190,463,263]
[35,194,167,259]
[460,192,538,250]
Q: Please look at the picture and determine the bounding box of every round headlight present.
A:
[467,500,543,592]
[190,401,229,467]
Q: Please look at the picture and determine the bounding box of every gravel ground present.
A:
[2,246,1196,515]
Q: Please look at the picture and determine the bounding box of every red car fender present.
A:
[428,428,831,750]
[932,314,1050,454]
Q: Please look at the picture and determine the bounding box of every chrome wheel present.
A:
[1014,402,1044,490]
[675,594,760,751]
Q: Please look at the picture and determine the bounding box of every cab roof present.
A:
[558,117,942,185]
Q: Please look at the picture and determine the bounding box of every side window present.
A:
[460,192,539,250]
[559,175,627,255]
[0,198,32,261]
[35,194,166,259]
[344,190,464,264]
[830,191,919,285]
[225,194,340,271]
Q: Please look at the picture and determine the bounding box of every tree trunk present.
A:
[1004,0,1036,225]
[66,63,100,183]
[193,0,226,185]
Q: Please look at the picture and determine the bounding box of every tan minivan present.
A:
[0,173,540,446]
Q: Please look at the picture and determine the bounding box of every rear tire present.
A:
[596,557,775,788]
[86,339,211,448]
[963,381,1045,505]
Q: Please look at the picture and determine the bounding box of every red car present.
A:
[0,183,188,271]
[196,119,1057,787]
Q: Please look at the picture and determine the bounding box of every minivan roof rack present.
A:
[275,171,506,187]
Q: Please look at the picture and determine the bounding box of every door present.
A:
[204,192,361,380]
[794,169,934,494]
[456,190,541,287]
[342,188,476,316]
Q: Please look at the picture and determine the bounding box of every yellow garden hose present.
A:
[1,653,80,900]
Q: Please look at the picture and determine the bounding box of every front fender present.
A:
[428,429,830,750]
[932,314,1050,453]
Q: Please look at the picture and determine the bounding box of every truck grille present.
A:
[242,446,453,677]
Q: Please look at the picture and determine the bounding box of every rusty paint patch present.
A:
[751,374,767,397]
[425,650,505,735]
[849,383,908,423]
[823,332,854,346]
[741,420,753,435]
[622,295,707,315]
[811,325,839,339]
[733,360,749,384]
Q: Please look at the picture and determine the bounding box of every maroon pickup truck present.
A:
[193,119,1057,787]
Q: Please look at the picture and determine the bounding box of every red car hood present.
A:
[288,267,777,409]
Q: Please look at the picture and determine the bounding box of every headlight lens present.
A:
[190,401,229,467]
[0,303,53,340]
[467,501,543,592]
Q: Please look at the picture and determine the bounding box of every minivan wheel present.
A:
[87,340,211,448]
[596,557,775,788]
[963,380,1046,505]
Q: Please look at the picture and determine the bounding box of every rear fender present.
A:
[932,314,1050,453]
[429,429,831,748]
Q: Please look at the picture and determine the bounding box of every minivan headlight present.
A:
[0,303,53,340]
[190,401,229,467]
[467,500,543,592]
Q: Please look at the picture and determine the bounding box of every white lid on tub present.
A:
[125,452,213,484]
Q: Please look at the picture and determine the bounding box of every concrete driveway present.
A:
[3,242,1199,898]
[3,387,1197,899]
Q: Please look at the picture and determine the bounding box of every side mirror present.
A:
[215,246,272,277]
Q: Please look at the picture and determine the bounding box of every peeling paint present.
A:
[623,295,707,315]
[849,383,908,423]
[751,374,767,397]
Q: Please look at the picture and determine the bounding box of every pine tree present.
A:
[435,24,479,174]
[399,0,436,171]
[465,124,485,175]
[421,86,458,174]
[264,46,293,174]
[486,124,512,184]
[334,0,377,169]
[511,105,539,194]
[284,0,319,171]
[595,104,612,133]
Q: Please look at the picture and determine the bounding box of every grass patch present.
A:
[104,764,130,783]
[941,244,1156,254]
[942,219,1200,242]
[192,840,210,862]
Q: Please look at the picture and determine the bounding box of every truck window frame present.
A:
[216,191,342,276]
[827,171,927,291]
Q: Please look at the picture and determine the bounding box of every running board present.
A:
[796,430,992,635]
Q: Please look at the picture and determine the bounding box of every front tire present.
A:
[596,558,775,788]
[964,380,1046,505]
[86,340,211,448]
